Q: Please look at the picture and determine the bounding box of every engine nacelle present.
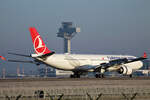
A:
[118,65,132,75]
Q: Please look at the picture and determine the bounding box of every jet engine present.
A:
[118,65,132,75]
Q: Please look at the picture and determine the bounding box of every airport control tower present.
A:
[57,22,80,53]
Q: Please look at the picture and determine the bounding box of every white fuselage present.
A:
[36,54,143,72]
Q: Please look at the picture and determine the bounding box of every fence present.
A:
[1,87,150,100]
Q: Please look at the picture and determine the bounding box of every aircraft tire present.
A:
[95,74,104,78]
[129,74,133,78]
[70,74,80,78]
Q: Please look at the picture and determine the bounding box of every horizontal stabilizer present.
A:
[8,59,34,63]
[8,52,31,57]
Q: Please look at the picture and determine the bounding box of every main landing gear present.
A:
[95,74,104,78]
[70,72,81,78]
[70,74,80,78]
[129,74,133,78]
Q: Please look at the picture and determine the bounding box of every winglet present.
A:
[143,52,147,58]
[0,56,6,61]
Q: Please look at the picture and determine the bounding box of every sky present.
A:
[0,0,150,75]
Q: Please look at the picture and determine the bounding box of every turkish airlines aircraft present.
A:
[7,27,147,78]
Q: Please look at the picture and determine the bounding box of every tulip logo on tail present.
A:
[34,35,46,54]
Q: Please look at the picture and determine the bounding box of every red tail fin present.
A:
[143,52,147,58]
[0,56,6,61]
[29,27,52,55]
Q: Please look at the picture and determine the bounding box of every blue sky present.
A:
[0,0,150,74]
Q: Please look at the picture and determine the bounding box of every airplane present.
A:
[5,27,147,78]
[0,56,6,61]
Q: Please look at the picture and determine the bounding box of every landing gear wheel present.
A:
[101,74,104,78]
[129,74,132,78]
[70,74,74,78]
[70,74,80,78]
[95,74,99,78]
[95,74,104,78]
[75,74,80,78]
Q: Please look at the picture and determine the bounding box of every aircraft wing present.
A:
[94,54,147,72]
[72,53,147,73]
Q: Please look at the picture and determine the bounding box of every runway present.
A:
[0,77,150,92]
[0,76,150,81]
[0,77,150,88]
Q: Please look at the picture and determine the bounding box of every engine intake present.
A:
[118,65,132,75]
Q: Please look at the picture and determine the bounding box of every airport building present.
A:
[38,67,56,77]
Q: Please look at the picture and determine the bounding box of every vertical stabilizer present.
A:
[29,27,52,55]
